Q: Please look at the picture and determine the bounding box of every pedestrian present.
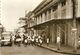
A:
[28,37,31,45]
[39,38,43,46]
[24,37,28,47]
[78,36,80,48]
[38,35,43,46]
[16,34,21,46]
[57,36,60,50]
[36,36,39,45]
[23,34,26,44]
[33,35,36,45]
[14,35,17,45]
[46,38,49,46]
[31,38,34,46]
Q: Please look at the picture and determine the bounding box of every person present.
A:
[24,37,28,47]
[15,34,21,46]
[38,35,43,46]
[31,38,34,46]
[57,36,60,50]
[35,36,39,45]
[14,35,17,45]
[23,34,26,44]
[28,37,31,45]
[46,38,49,46]
[39,38,43,46]
[12,35,15,45]
[78,36,80,48]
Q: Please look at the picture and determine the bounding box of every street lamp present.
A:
[72,0,77,52]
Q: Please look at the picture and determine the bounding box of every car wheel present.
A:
[1,44,3,47]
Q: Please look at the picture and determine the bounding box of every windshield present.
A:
[2,34,11,39]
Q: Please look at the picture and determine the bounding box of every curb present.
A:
[38,45,80,55]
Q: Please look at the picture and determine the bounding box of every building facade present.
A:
[0,23,4,38]
[27,0,80,47]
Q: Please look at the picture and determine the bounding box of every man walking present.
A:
[57,36,60,50]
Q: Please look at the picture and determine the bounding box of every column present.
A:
[47,11,49,21]
[65,22,67,45]
[35,17,37,25]
[58,3,61,19]
[51,8,54,19]
[38,15,40,24]
[77,0,80,17]
[45,12,47,22]
[42,13,45,23]
[37,16,38,24]
[49,9,51,20]
[57,25,61,50]
[39,15,41,24]
[66,0,73,19]
[42,13,43,23]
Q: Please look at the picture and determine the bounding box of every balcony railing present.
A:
[53,10,58,19]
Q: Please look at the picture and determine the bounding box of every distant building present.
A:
[0,23,4,37]
[25,11,34,37]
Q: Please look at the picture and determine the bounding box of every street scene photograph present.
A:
[0,0,80,55]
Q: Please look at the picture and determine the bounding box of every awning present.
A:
[28,18,72,30]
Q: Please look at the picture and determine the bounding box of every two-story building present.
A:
[27,0,80,47]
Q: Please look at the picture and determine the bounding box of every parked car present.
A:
[1,32,12,46]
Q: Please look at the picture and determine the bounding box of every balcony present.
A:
[52,10,58,19]
[61,6,66,19]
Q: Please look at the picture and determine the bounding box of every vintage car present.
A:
[1,32,12,46]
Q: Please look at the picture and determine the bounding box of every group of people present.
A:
[13,34,50,47]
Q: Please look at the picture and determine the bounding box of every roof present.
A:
[33,0,52,13]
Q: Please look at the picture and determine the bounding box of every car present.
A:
[1,32,12,46]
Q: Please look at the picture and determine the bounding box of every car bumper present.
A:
[1,40,12,46]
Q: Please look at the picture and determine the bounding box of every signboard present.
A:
[72,28,77,31]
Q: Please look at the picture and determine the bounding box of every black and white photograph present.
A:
[0,0,80,55]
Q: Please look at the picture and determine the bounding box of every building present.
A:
[27,0,80,48]
[25,11,35,37]
[17,17,28,39]
[0,23,4,38]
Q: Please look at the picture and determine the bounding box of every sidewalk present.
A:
[38,43,80,55]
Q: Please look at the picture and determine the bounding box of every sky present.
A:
[0,0,43,31]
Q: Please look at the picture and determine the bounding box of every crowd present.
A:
[13,34,50,47]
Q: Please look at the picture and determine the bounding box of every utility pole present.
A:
[72,0,77,52]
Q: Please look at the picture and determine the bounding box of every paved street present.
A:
[0,45,68,55]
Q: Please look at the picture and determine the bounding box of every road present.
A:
[0,45,68,55]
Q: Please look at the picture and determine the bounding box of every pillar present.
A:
[58,3,61,19]
[66,0,73,19]
[51,8,54,19]
[47,10,49,21]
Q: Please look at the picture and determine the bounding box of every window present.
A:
[61,0,66,6]
[45,12,47,21]
[61,8,66,18]
[49,9,51,19]
[53,5,58,12]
